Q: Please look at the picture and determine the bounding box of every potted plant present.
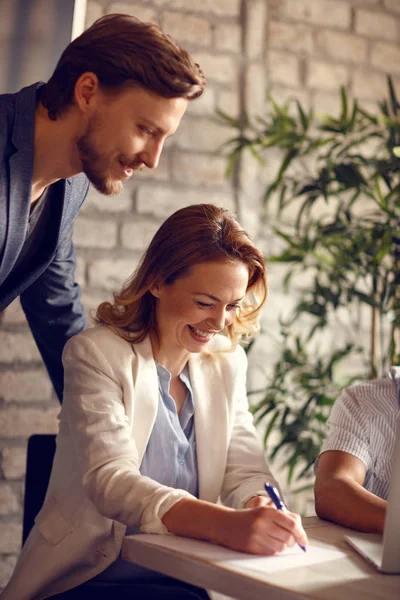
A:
[220,78,400,487]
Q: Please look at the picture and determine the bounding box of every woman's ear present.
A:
[149,283,161,298]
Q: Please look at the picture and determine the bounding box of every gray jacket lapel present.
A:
[0,83,37,285]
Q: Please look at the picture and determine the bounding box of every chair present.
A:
[22,433,56,544]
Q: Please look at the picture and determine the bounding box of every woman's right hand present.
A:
[162,497,308,556]
[216,504,308,555]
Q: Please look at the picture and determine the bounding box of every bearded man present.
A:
[0,13,206,401]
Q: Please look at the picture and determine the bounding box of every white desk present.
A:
[122,516,400,600]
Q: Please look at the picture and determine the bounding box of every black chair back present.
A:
[22,434,56,544]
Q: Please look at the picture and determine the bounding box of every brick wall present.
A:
[1,0,399,587]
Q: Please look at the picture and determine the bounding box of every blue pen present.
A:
[264,482,307,553]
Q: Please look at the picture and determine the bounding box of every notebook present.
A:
[345,415,400,573]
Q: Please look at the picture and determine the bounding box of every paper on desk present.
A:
[132,534,347,575]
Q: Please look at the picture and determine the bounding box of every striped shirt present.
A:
[316,367,400,500]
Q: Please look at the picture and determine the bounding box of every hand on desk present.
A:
[162,496,308,557]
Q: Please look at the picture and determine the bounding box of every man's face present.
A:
[76,85,188,195]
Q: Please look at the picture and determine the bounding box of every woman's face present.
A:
[151,260,249,356]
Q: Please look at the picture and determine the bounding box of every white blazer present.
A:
[2,326,276,600]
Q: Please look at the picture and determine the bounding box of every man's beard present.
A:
[76,117,142,196]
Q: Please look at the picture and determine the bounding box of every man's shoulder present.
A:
[338,373,399,416]
[69,172,90,202]
[0,90,17,141]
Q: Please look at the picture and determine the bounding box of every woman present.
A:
[3,204,307,600]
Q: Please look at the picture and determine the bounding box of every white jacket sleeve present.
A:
[62,335,194,534]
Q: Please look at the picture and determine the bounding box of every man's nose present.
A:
[141,139,164,169]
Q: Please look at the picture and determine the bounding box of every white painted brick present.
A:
[174,118,232,152]
[277,0,351,30]
[384,0,400,12]
[81,292,112,324]
[356,9,399,41]
[311,90,342,116]
[133,155,170,182]
[81,185,133,213]
[136,184,234,218]
[187,87,216,117]
[152,0,240,17]
[192,52,237,85]
[371,42,400,74]
[245,63,267,117]
[85,1,104,27]
[307,60,349,90]
[88,259,140,291]
[0,370,52,403]
[75,255,86,288]
[268,20,313,54]
[315,30,367,63]
[121,219,160,251]
[73,217,118,249]
[0,332,41,363]
[0,554,17,589]
[171,152,227,186]
[0,483,19,515]
[268,51,301,87]
[352,69,389,100]
[245,0,268,60]
[162,12,212,47]
[1,446,27,480]
[1,299,26,325]
[0,523,22,553]
[107,3,157,23]
[269,87,310,112]
[0,407,59,438]
[215,23,242,54]
[217,90,240,121]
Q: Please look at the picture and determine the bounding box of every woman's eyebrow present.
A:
[193,292,245,303]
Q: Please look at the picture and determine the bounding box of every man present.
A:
[314,367,400,533]
[0,13,206,401]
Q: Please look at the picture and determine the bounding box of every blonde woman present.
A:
[3,204,307,600]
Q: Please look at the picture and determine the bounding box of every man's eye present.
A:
[139,125,154,136]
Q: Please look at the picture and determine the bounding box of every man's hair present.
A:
[96,204,268,349]
[42,13,206,120]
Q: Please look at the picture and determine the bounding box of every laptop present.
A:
[345,416,400,574]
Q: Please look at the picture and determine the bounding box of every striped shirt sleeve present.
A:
[317,387,373,471]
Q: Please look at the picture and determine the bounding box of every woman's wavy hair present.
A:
[42,13,206,120]
[96,204,268,349]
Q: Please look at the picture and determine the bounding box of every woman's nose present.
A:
[209,307,229,330]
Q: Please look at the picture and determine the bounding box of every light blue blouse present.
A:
[93,361,198,582]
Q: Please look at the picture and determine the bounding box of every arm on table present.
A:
[163,346,307,555]
[162,495,307,556]
[314,450,387,533]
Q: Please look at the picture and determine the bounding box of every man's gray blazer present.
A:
[0,82,90,401]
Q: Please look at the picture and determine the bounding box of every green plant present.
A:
[220,78,400,485]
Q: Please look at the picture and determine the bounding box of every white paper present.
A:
[130,533,347,575]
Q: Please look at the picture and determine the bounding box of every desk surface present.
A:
[122,516,400,600]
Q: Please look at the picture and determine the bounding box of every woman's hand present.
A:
[244,495,274,509]
[162,497,308,556]
[218,504,308,555]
